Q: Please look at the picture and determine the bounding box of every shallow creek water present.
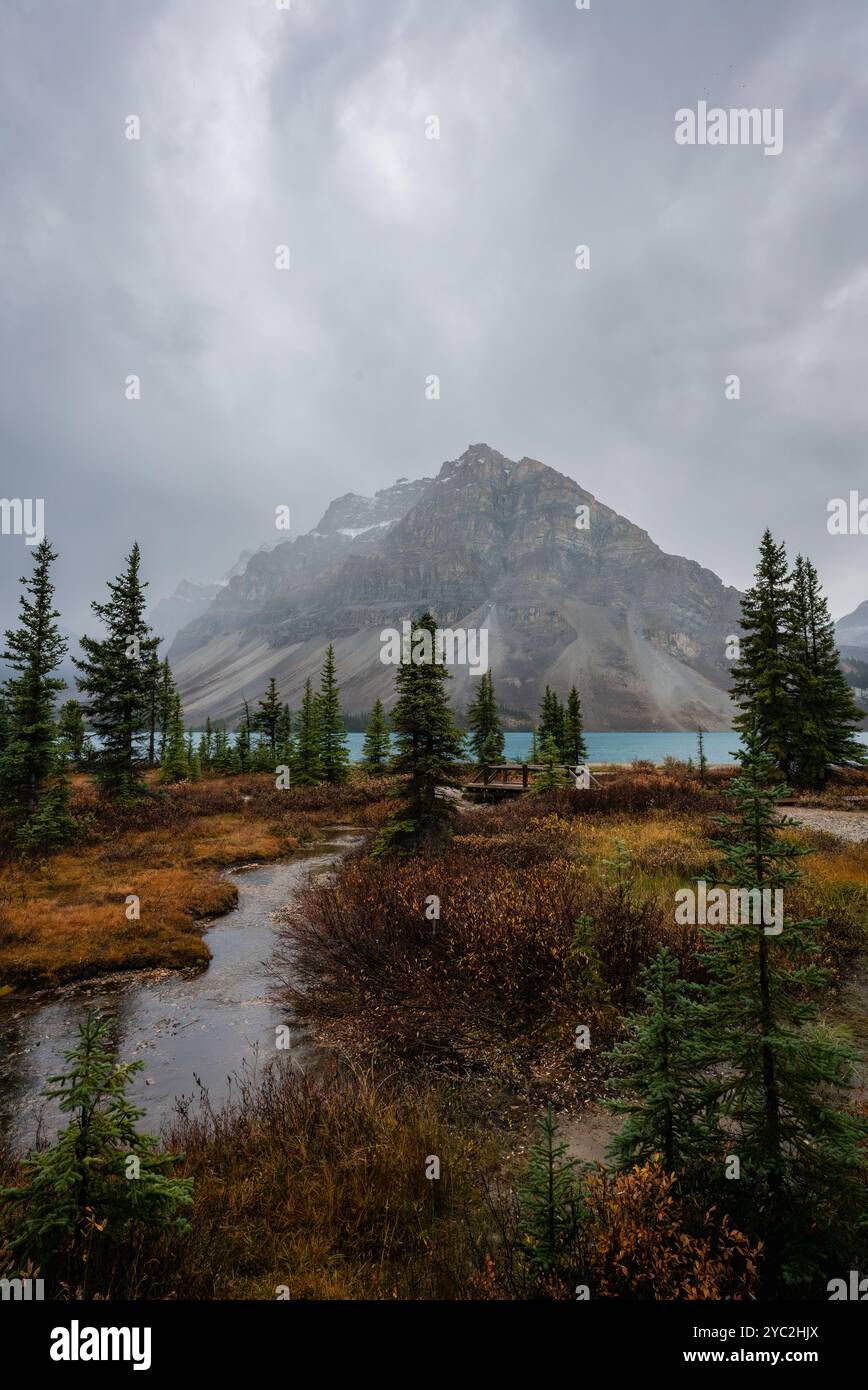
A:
[0,831,363,1154]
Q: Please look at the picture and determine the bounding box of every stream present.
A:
[0,829,363,1155]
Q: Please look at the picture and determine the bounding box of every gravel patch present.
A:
[780,808,868,843]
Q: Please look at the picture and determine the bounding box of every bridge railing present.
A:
[464,763,606,791]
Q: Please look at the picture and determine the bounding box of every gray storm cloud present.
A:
[2,0,867,634]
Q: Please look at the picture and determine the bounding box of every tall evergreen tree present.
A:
[786,555,865,786]
[251,732,273,772]
[377,611,464,852]
[197,716,214,771]
[563,685,587,764]
[467,670,504,765]
[538,686,566,760]
[256,678,283,758]
[731,530,793,777]
[698,732,867,1293]
[75,543,159,799]
[143,648,162,767]
[294,679,323,785]
[606,947,709,1172]
[275,704,294,772]
[0,539,67,823]
[697,725,708,785]
[14,736,77,855]
[532,734,568,793]
[156,659,176,764]
[318,645,350,784]
[234,701,252,773]
[58,699,86,763]
[160,693,189,782]
[211,728,232,774]
[362,697,391,774]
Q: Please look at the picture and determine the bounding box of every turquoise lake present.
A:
[344,730,868,766]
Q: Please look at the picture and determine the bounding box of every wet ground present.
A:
[0,831,362,1154]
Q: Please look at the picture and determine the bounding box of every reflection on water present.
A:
[0,833,362,1155]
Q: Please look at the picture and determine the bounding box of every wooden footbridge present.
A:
[463,763,609,799]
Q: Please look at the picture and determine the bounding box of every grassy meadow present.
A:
[1,763,866,1299]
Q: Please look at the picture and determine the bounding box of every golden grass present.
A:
[0,815,273,987]
[521,807,868,988]
[153,1064,501,1300]
[0,775,394,991]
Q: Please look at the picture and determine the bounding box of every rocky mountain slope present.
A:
[837,600,868,656]
[170,445,744,729]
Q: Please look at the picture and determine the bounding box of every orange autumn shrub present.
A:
[583,1159,760,1300]
[277,835,698,1081]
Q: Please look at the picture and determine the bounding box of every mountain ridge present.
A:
[169,444,745,730]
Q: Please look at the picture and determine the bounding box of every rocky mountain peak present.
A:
[171,443,745,730]
[314,474,432,538]
[837,599,868,653]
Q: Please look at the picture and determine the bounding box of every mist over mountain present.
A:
[837,600,868,657]
[169,445,744,730]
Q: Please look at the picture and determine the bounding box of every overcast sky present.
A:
[2,0,868,636]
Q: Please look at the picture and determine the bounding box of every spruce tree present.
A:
[0,1013,192,1283]
[606,947,709,1172]
[251,733,273,772]
[143,648,162,767]
[318,645,350,784]
[157,659,176,764]
[564,685,587,764]
[731,530,793,777]
[377,611,464,852]
[58,699,86,763]
[479,730,504,765]
[538,686,566,760]
[362,697,391,774]
[699,732,867,1293]
[14,735,78,855]
[234,702,252,774]
[0,539,67,823]
[532,735,568,792]
[275,704,294,771]
[197,716,214,772]
[467,670,504,765]
[160,693,189,782]
[294,679,323,785]
[697,725,708,785]
[787,555,865,786]
[256,678,283,758]
[75,543,159,799]
[517,1106,582,1275]
[211,728,232,773]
